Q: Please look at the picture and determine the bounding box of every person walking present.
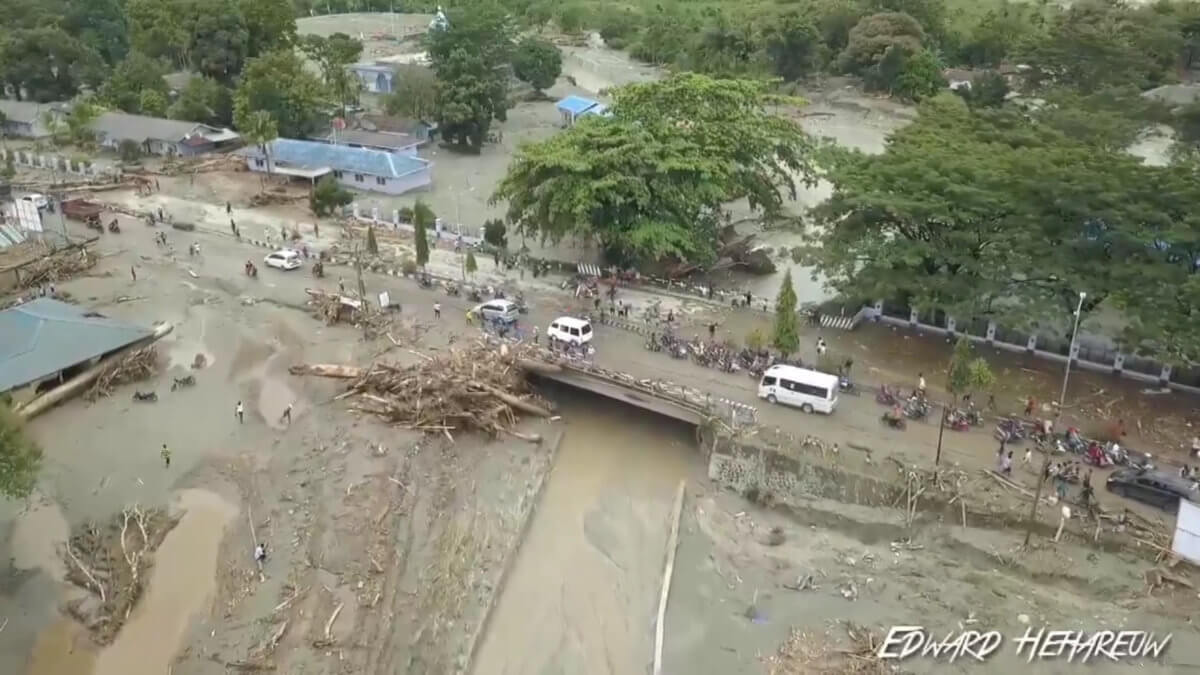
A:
[235,401,244,424]
[533,325,539,345]
[338,277,346,293]
[130,265,137,282]
[433,302,442,320]
[160,443,171,468]
[917,372,926,398]
[709,323,717,340]
[280,403,293,425]
[1023,447,1032,466]
[816,337,828,357]
[226,201,232,215]
[254,542,268,564]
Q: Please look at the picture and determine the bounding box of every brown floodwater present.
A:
[472,387,695,675]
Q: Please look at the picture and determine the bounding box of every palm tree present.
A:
[244,110,279,189]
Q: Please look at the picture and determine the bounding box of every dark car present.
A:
[1106,468,1196,513]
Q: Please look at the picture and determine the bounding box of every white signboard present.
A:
[1171,498,1200,565]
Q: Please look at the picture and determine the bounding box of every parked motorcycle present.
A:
[946,408,973,432]
[444,282,460,297]
[994,418,1027,444]
[132,390,158,402]
[171,375,196,391]
[418,275,433,289]
[244,261,257,278]
[467,288,482,302]
[312,260,324,278]
[107,219,120,233]
[903,397,930,420]
[875,385,899,406]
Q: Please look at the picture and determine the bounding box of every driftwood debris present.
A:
[84,345,160,400]
[15,247,97,288]
[290,343,551,440]
[60,504,181,645]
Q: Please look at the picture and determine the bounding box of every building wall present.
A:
[2,120,49,138]
[243,157,431,196]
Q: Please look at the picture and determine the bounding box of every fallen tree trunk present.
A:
[517,359,563,376]
[287,364,364,378]
[16,322,174,419]
[479,383,552,418]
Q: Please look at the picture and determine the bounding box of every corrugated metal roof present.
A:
[556,95,600,115]
[91,112,239,145]
[240,138,430,178]
[0,298,154,392]
[0,99,67,125]
[0,223,26,249]
[314,129,420,150]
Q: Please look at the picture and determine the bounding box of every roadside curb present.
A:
[462,428,565,675]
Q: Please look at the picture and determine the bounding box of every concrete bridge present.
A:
[517,356,757,427]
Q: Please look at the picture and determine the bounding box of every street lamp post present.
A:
[1023,291,1086,547]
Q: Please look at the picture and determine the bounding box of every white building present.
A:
[238,138,432,196]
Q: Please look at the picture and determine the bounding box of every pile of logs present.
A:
[17,247,97,288]
[84,346,160,401]
[60,504,180,644]
[289,343,552,442]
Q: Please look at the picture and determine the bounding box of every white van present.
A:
[474,299,519,324]
[757,364,839,414]
[547,316,593,345]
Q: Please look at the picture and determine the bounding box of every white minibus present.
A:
[757,364,839,414]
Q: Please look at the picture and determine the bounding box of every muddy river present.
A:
[472,388,696,675]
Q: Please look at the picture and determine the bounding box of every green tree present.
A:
[310,175,352,216]
[239,110,278,185]
[300,33,364,116]
[894,48,944,100]
[483,218,508,248]
[64,0,131,66]
[234,50,326,138]
[959,4,1045,68]
[427,2,515,152]
[955,71,1009,108]
[99,52,169,114]
[493,74,816,266]
[946,336,995,398]
[688,15,758,76]
[631,4,695,65]
[512,36,562,94]
[138,90,168,117]
[0,28,104,102]
[168,77,232,125]
[772,269,799,355]
[413,199,434,270]
[0,403,40,499]
[1023,0,1182,91]
[385,66,438,121]
[239,0,296,57]
[465,249,478,277]
[763,10,824,81]
[838,12,925,75]
[189,0,250,82]
[127,0,189,65]
[804,94,1153,334]
[366,225,379,254]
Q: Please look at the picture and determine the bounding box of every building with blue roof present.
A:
[0,298,155,394]
[237,138,432,196]
[555,95,610,126]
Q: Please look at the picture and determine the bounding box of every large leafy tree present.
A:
[300,33,363,116]
[234,49,326,138]
[63,0,130,66]
[1022,0,1181,91]
[763,9,824,81]
[385,66,437,121]
[126,0,190,66]
[99,51,169,114]
[804,94,1183,349]
[168,76,232,125]
[427,1,515,152]
[838,12,925,74]
[512,36,562,94]
[189,0,249,82]
[0,27,104,101]
[492,74,816,265]
[238,0,296,57]
[773,270,800,355]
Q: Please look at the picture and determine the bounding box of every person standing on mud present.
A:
[235,401,244,424]
[280,404,293,425]
[433,302,442,319]
[130,265,137,282]
[1024,396,1036,417]
[917,372,926,398]
[161,443,171,468]
[709,323,717,340]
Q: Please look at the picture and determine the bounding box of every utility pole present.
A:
[934,406,947,467]
[354,243,368,311]
[1024,291,1086,547]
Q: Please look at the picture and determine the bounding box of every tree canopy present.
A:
[0,403,42,500]
[492,73,815,266]
[512,36,562,93]
[803,93,1200,363]
[234,49,326,138]
[427,1,515,152]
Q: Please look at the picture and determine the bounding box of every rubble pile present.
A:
[289,342,551,441]
[60,505,180,644]
[17,247,97,288]
[766,622,887,675]
[84,346,160,401]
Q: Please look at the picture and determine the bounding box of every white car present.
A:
[547,316,593,345]
[264,249,302,271]
[474,299,520,325]
[21,193,48,210]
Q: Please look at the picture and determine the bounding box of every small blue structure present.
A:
[555,95,607,126]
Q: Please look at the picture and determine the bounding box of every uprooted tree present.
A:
[0,402,42,499]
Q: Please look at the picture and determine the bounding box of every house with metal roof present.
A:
[312,129,422,155]
[348,63,398,94]
[90,112,241,156]
[237,138,432,195]
[555,95,610,126]
[0,99,69,138]
[0,298,155,394]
